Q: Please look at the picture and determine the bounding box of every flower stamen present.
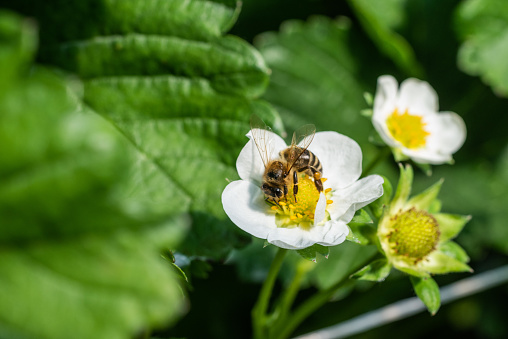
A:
[386,108,430,149]
[270,174,324,230]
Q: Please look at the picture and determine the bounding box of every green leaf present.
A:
[347,0,424,77]
[255,16,372,144]
[407,178,443,211]
[297,244,330,262]
[350,258,392,282]
[410,276,441,315]
[0,221,188,339]
[0,11,188,338]
[55,34,269,98]
[455,0,508,96]
[18,0,278,259]
[5,0,240,45]
[347,209,375,245]
[434,213,471,242]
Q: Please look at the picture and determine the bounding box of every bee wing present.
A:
[286,124,316,170]
[250,115,275,168]
[291,124,316,150]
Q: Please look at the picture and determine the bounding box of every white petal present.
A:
[314,193,327,226]
[425,111,466,155]
[221,180,275,239]
[403,148,452,165]
[309,132,363,189]
[236,129,287,183]
[372,117,399,148]
[327,175,384,223]
[373,75,398,122]
[267,220,349,250]
[397,78,439,114]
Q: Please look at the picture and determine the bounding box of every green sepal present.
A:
[361,108,373,118]
[296,244,329,262]
[347,209,375,245]
[428,199,442,214]
[392,148,409,162]
[363,91,373,106]
[410,276,441,315]
[392,163,413,206]
[414,162,432,176]
[434,213,471,242]
[350,258,392,282]
[421,251,473,275]
[350,209,373,224]
[438,241,470,264]
[396,265,430,278]
[407,178,443,211]
[369,176,393,219]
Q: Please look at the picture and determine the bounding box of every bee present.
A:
[250,116,323,205]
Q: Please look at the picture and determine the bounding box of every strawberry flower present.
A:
[373,75,466,164]
[222,129,384,250]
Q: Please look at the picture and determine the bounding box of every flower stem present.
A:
[363,146,391,176]
[272,252,377,339]
[252,247,288,339]
[272,260,313,326]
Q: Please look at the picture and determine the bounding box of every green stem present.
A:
[275,278,349,339]
[252,247,288,339]
[363,146,391,176]
[274,260,312,321]
[273,252,377,339]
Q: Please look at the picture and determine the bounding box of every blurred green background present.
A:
[1,0,508,338]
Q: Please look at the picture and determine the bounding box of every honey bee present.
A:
[250,116,323,205]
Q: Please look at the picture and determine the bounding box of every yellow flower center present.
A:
[270,174,332,231]
[386,108,430,149]
[386,208,440,263]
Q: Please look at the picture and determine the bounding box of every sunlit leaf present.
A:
[6,0,280,259]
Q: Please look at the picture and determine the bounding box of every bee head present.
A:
[262,183,283,199]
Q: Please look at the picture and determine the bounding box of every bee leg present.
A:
[310,167,323,193]
[293,171,298,203]
[266,197,282,208]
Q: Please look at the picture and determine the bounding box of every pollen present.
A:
[386,108,430,149]
[270,174,323,230]
[386,207,440,263]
